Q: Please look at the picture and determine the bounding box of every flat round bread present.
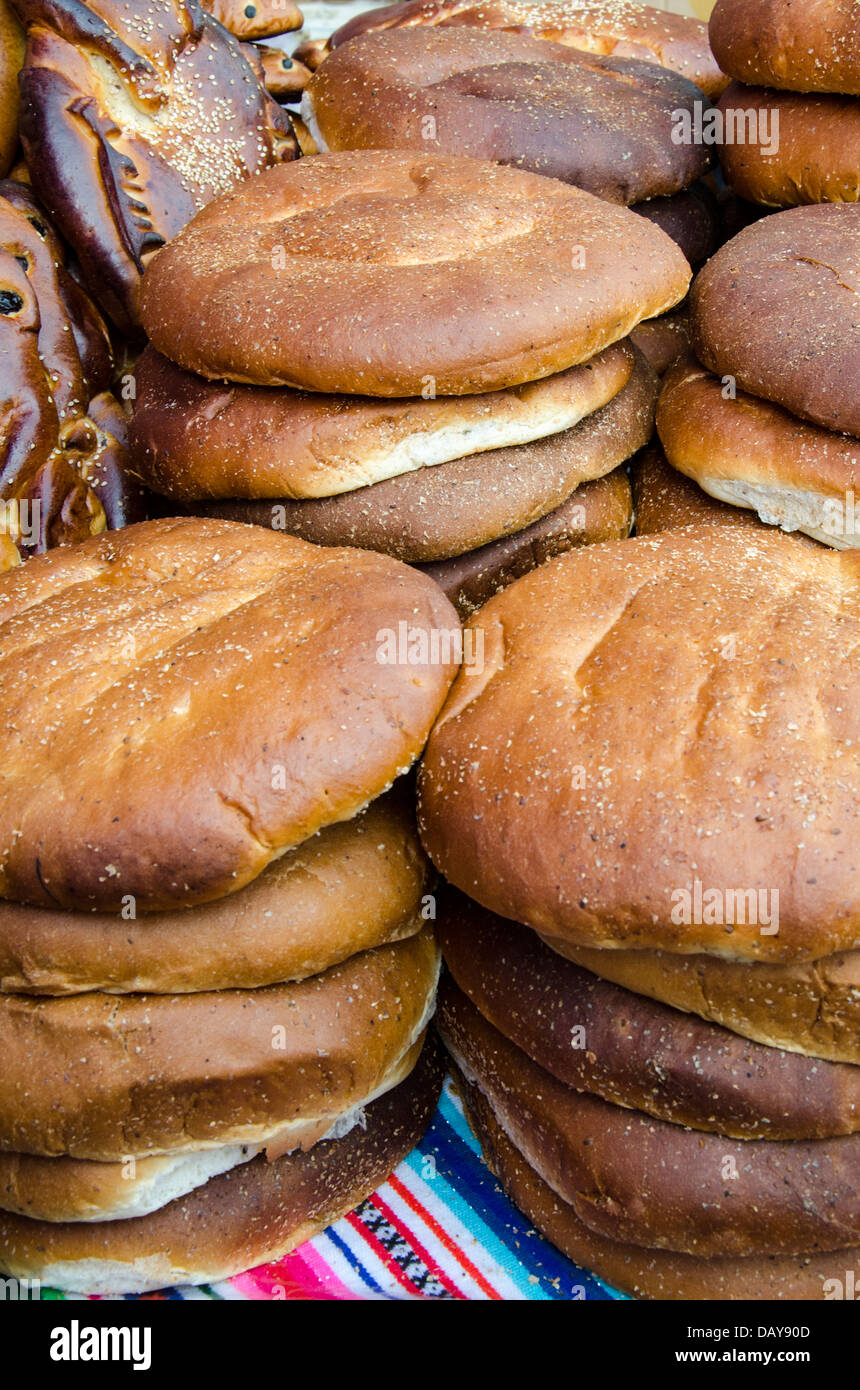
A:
[709,0,860,95]
[0,516,458,911]
[632,443,770,535]
[140,151,691,396]
[716,84,860,207]
[419,526,860,961]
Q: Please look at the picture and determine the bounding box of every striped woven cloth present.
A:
[44,1079,623,1302]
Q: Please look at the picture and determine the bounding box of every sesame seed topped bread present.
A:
[709,0,860,95]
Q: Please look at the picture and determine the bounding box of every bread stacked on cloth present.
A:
[419,526,860,1299]
[709,0,859,207]
[657,204,860,548]
[129,149,690,617]
[0,514,458,1294]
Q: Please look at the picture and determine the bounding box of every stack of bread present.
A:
[0,513,458,1294]
[128,148,691,618]
[656,203,860,548]
[710,0,859,207]
[419,524,860,1299]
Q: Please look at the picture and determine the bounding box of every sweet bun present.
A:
[439,892,860,1140]
[440,980,860,1258]
[716,84,860,207]
[541,936,860,1067]
[709,0,860,95]
[129,341,633,502]
[195,347,656,562]
[0,926,439,1159]
[0,517,459,911]
[690,206,860,437]
[418,526,860,961]
[421,469,632,618]
[329,0,728,100]
[139,151,691,396]
[303,27,712,204]
[0,1034,444,1293]
[458,1068,860,1300]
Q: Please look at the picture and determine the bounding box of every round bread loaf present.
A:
[418,526,860,961]
[0,1036,424,1222]
[0,3,23,178]
[540,935,860,1067]
[195,348,656,563]
[709,0,860,95]
[716,84,860,207]
[439,892,860,1140]
[420,469,632,618]
[458,1069,860,1300]
[629,308,690,376]
[0,790,431,996]
[0,516,458,912]
[140,151,691,396]
[0,925,439,1159]
[690,205,860,437]
[0,1034,444,1294]
[657,356,860,547]
[329,0,728,100]
[632,443,769,534]
[303,28,712,204]
[439,980,860,1258]
[129,341,633,502]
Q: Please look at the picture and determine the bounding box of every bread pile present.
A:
[0,514,459,1293]
[419,525,860,1299]
[657,203,860,547]
[710,0,859,207]
[127,148,690,617]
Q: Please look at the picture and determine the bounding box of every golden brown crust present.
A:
[440,892,860,1140]
[330,0,728,100]
[194,347,656,562]
[13,0,298,332]
[541,935,860,1067]
[0,516,459,911]
[440,982,860,1258]
[0,925,439,1159]
[709,0,860,95]
[420,469,632,618]
[632,443,768,535]
[129,341,633,502]
[253,43,312,99]
[458,1068,860,1300]
[690,205,860,438]
[418,526,860,961]
[0,3,24,177]
[202,0,303,40]
[305,27,712,205]
[0,790,430,995]
[0,1034,444,1294]
[716,84,860,207]
[140,151,691,396]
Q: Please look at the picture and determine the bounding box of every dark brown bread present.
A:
[440,980,860,1258]
[439,891,860,1139]
[304,27,712,204]
[459,1068,860,1300]
[717,84,860,207]
[690,205,860,437]
[140,151,691,396]
[709,0,860,95]
[0,517,459,911]
[12,0,298,332]
[329,0,728,99]
[631,184,721,267]
[0,1034,444,1294]
[196,348,655,563]
[0,927,438,1159]
[421,469,632,618]
[419,527,860,961]
[629,309,690,376]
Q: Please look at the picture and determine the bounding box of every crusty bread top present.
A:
[419,526,860,961]
[690,205,860,438]
[330,0,728,99]
[140,150,691,396]
[0,516,459,911]
[305,27,712,205]
[709,0,860,95]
